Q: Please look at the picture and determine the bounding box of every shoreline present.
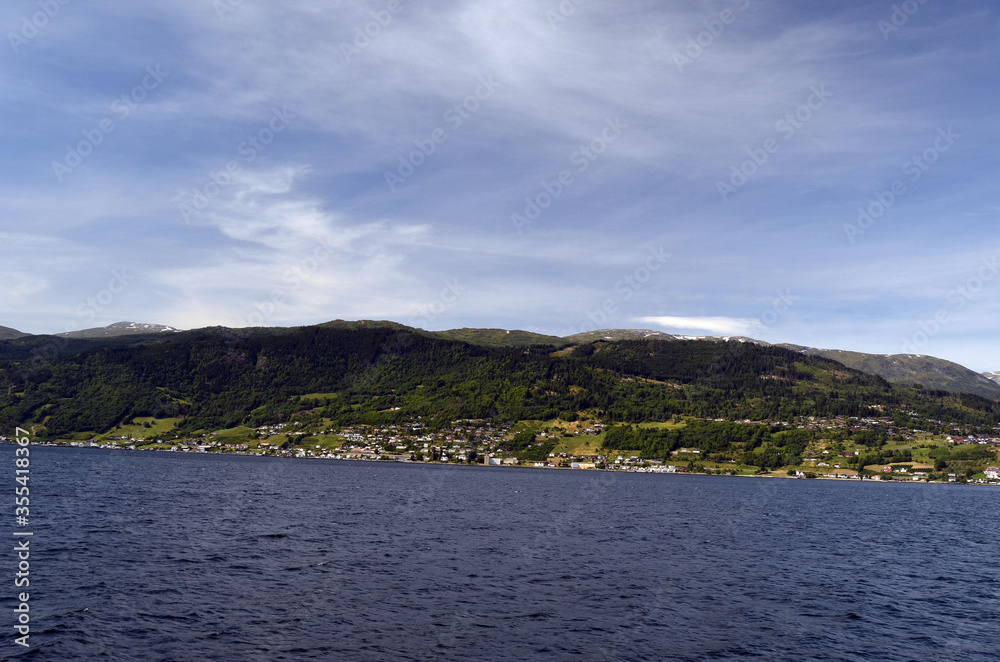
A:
[12,442,1000,487]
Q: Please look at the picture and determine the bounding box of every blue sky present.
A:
[2,0,1000,370]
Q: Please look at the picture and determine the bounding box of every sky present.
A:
[2,0,999,370]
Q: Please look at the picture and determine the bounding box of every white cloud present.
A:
[3,0,1000,372]
[151,165,430,329]
[634,316,760,336]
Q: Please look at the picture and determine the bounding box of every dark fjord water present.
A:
[3,446,999,661]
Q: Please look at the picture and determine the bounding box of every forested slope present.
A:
[1,325,999,438]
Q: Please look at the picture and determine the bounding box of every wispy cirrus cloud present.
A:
[152,165,430,329]
[3,1,1000,369]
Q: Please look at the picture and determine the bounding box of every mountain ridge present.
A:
[4,322,1000,441]
[0,326,28,341]
[555,329,998,398]
[2,320,996,399]
[774,346,1000,400]
[56,321,179,339]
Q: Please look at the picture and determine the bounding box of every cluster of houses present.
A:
[16,407,1000,483]
[734,414,1000,445]
[945,436,1000,446]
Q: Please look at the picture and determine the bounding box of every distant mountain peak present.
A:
[5,317,999,400]
[564,328,771,347]
[107,321,178,332]
[564,328,677,342]
[0,325,28,341]
[562,328,998,400]
[433,328,569,347]
[57,322,179,339]
[783,347,1000,400]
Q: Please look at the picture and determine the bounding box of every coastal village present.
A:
[15,410,1000,486]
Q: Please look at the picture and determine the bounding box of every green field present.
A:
[637,420,688,430]
[99,417,183,442]
[296,392,340,401]
[551,435,604,456]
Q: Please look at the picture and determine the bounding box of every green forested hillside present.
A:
[432,328,570,347]
[1,324,999,439]
[801,348,1000,400]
